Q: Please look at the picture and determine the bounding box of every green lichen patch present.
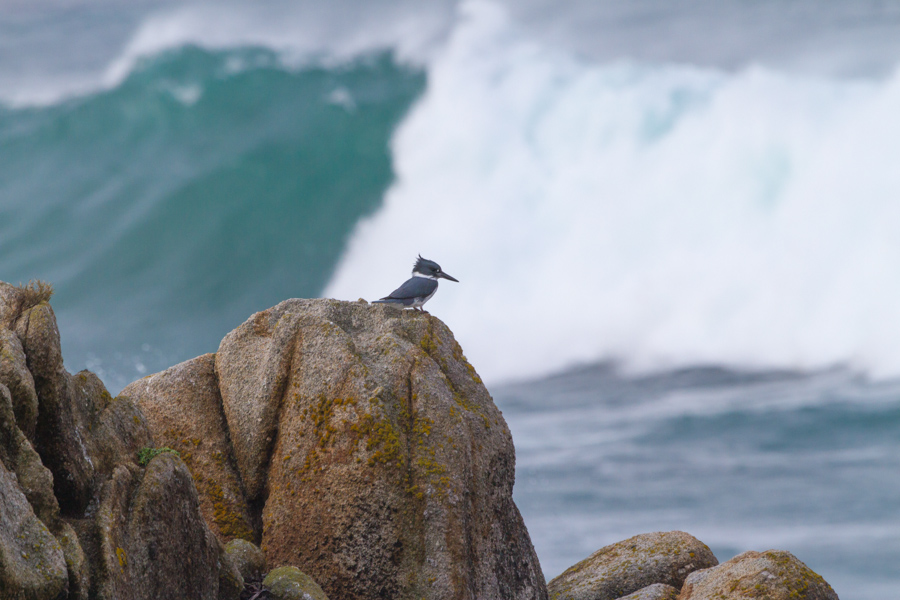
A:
[296,394,366,480]
[349,409,403,469]
[420,329,438,355]
[452,391,491,429]
[759,550,832,600]
[137,446,180,466]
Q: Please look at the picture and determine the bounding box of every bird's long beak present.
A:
[439,272,459,282]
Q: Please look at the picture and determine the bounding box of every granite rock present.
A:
[677,550,839,600]
[0,328,38,440]
[618,583,679,600]
[548,531,718,600]
[0,452,68,600]
[225,538,267,582]
[129,298,546,600]
[263,566,329,600]
[86,454,243,600]
[14,298,151,515]
[120,354,255,543]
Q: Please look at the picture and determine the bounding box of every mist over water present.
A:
[3,2,900,598]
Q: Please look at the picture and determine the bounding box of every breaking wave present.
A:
[326,1,900,383]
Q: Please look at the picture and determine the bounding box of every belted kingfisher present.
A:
[373,255,458,312]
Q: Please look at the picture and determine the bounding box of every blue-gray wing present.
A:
[382,277,437,301]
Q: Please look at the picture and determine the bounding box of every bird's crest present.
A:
[413,254,440,274]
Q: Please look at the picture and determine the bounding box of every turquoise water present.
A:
[1,46,424,387]
[4,3,900,598]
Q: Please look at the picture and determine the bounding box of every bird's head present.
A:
[413,255,459,282]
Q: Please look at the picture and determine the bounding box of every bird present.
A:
[372,255,458,312]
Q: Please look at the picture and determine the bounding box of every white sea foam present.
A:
[0,1,455,107]
[101,1,455,87]
[325,0,900,383]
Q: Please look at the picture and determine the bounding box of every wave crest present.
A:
[326,0,900,382]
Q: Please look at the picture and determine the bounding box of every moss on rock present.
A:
[225,539,266,582]
[263,566,329,600]
[679,550,838,600]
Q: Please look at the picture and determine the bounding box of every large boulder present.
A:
[84,453,243,600]
[548,531,718,600]
[677,550,839,600]
[130,298,547,600]
[121,354,255,543]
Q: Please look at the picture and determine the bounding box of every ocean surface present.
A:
[3,1,900,598]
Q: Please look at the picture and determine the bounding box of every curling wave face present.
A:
[0,45,425,390]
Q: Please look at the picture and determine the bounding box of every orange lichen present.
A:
[206,480,254,541]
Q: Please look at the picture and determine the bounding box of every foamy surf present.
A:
[326,0,900,383]
[0,1,453,108]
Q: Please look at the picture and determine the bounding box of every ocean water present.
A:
[495,365,900,597]
[3,1,900,598]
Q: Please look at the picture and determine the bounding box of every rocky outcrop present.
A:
[14,296,152,515]
[124,298,547,600]
[0,374,89,599]
[548,532,718,600]
[83,454,243,600]
[1,281,844,600]
[548,535,843,600]
[0,382,59,532]
[678,550,839,600]
[120,353,255,543]
[0,281,242,600]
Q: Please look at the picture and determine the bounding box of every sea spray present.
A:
[326,0,900,383]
